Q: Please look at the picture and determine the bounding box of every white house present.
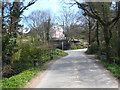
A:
[50,25,65,39]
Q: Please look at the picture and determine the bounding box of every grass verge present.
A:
[2,67,44,89]
[102,62,120,79]
[2,49,67,89]
[69,46,87,50]
[86,46,120,80]
[86,54,120,80]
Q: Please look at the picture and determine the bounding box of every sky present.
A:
[23,0,63,16]
[23,0,79,16]
[20,0,116,29]
[21,0,80,27]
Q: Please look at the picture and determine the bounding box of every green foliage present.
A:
[54,49,66,57]
[99,45,106,55]
[2,67,44,89]
[19,43,32,62]
[110,30,120,64]
[111,57,120,65]
[2,34,66,77]
[2,48,66,89]
[102,62,120,79]
[87,41,120,64]
[86,44,100,54]
[69,46,87,50]
[11,49,22,64]
[87,43,120,79]
[87,42,120,79]
[2,34,18,64]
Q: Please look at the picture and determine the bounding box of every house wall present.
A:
[50,25,64,39]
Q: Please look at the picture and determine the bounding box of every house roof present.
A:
[50,25,64,32]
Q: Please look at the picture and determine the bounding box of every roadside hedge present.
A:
[2,49,66,89]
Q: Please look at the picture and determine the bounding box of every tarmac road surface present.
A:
[35,49,118,88]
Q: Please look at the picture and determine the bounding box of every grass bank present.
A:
[102,62,120,79]
[2,49,66,89]
[86,48,120,80]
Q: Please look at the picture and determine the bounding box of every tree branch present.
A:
[108,1,120,25]
[74,0,105,25]
[20,0,37,14]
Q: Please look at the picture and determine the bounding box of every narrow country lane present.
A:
[35,49,118,88]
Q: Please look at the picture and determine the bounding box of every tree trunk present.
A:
[116,3,120,58]
[46,18,51,42]
[88,18,92,45]
[96,20,100,46]
[88,28,91,45]
[2,2,4,30]
[117,22,120,58]
[103,26,112,63]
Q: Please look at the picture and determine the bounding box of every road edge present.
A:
[23,52,68,88]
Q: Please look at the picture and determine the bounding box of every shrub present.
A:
[2,65,15,78]
[19,43,31,62]
[2,34,18,64]
[11,49,22,64]
[86,44,100,54]
[70,46,86,50]
[2,49,66,89]
[99,45,106,55]
[2,34,66,78]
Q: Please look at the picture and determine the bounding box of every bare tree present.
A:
[56,8,82,41]
[24,10,52,41]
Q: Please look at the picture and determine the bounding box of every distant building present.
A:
[50,25,65,39]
